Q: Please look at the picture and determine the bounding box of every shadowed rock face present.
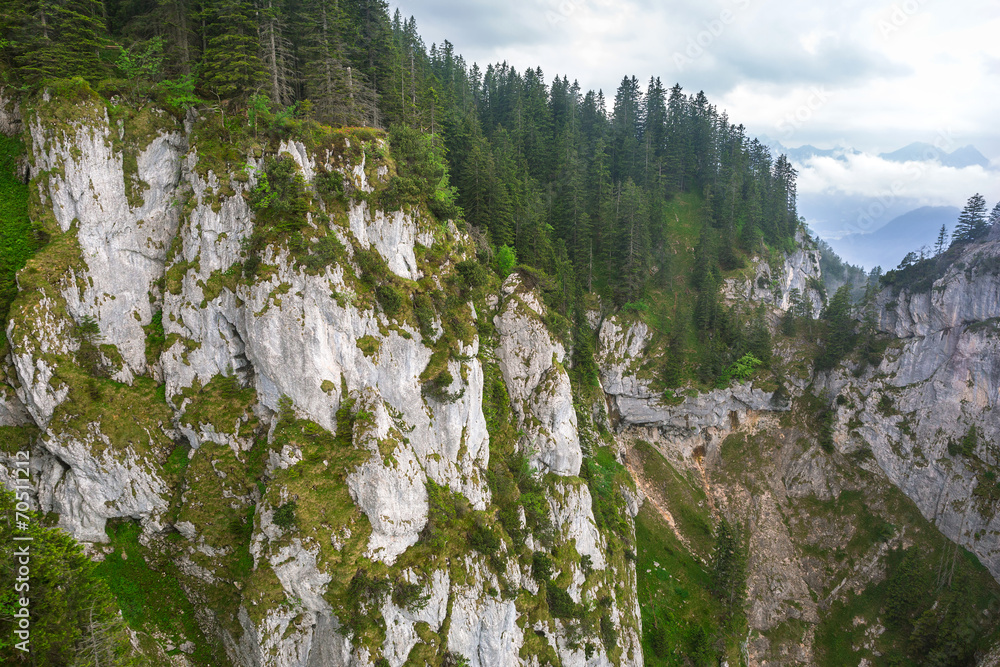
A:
[0,92,642,667]
[594,231,1000,662]
[823,238,1000,581]
[495,275,582,477]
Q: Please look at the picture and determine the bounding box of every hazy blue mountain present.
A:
[797,192,920,239]
[947,145,993,169]
[760,137,992,170]
[879,142,990,169]
[758,136,856,163]
[823,205,960,270]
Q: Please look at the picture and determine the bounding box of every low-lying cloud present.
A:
[796,153,999,208]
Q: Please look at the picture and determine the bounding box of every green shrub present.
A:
[315,169,345,202]
[455,259,488,290]
[143,309,166,365]
[469,522,501,555]
[949,425,981,458]
[375,284,405,318]
[342,570,391,636]
[531,551,554,583]
[877,393,895,416]
[247,155,311,233]
[546,582,578,619]
[422,368,464,403]
[600,613,618,652]
[298,233,346,272]
[413,293,436,339]
[443,652,471,667]
[419,480,471,550]
[355,248,389,286]
[497,245,516,278]
[273,501,297,529]
[391,580,430,612]
[720,352,763,386]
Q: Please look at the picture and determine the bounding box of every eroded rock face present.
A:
[0,87,22,137]
[823,237,1000,580]
[722,230,824,316]
[35,426,171,542]
[29,106,186,384]
[495,275,582,476]
[346,390,428,564]
[596,312,789,460]
[0,96,642,667]
[0,381,29,426]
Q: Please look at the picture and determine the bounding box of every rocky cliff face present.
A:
[822,237,1000,580]
[722,231,825,317]
[0,89,642,666]
[6,85,1000,667]
[594,234,1000,665]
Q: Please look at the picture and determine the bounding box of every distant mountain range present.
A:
[755,138,994,260]
[761,138,993,170]
[879,143,991,169]
[822,206,960,270]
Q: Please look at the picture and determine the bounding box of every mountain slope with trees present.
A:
[5,2,1000,667]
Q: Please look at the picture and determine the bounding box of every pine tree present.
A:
[816,284,856,371]
[710,518,748,620]
[258,0,294,105]
[610,75,641,184]
[664,84,689,193]
[6,0,111,85]
[935,223,948,255]
[951,193,989,245]
[200,0,264,98]
[298,0,375,126]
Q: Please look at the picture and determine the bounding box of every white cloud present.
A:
[796,153,1000,208]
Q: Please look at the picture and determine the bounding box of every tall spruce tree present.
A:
[200,0,264,98]
[258,0,294,105]
[952,193,989,245]
[6,0,111,84]
[935,223,948,255]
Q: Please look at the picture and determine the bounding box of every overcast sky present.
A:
[390,0,1000,222]
[391,0,999,154]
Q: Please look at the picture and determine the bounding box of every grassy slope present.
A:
[0,134,35,349]
[717,423,1000,666]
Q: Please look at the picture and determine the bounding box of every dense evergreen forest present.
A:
[0,0,800,383]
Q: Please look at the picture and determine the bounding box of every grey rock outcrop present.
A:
[495,275,582,476]
[0,91,642,667]
[28,105,186,385]
[722,230,824,316]
[596,313,789,460]
[346,390,428,564]
[824,237,1000,581]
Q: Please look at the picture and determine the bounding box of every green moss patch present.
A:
[97,520,229,665]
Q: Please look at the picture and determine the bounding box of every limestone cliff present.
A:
[0,87,642,667]
[594,231,1000,665]
[824,237,1000,579]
